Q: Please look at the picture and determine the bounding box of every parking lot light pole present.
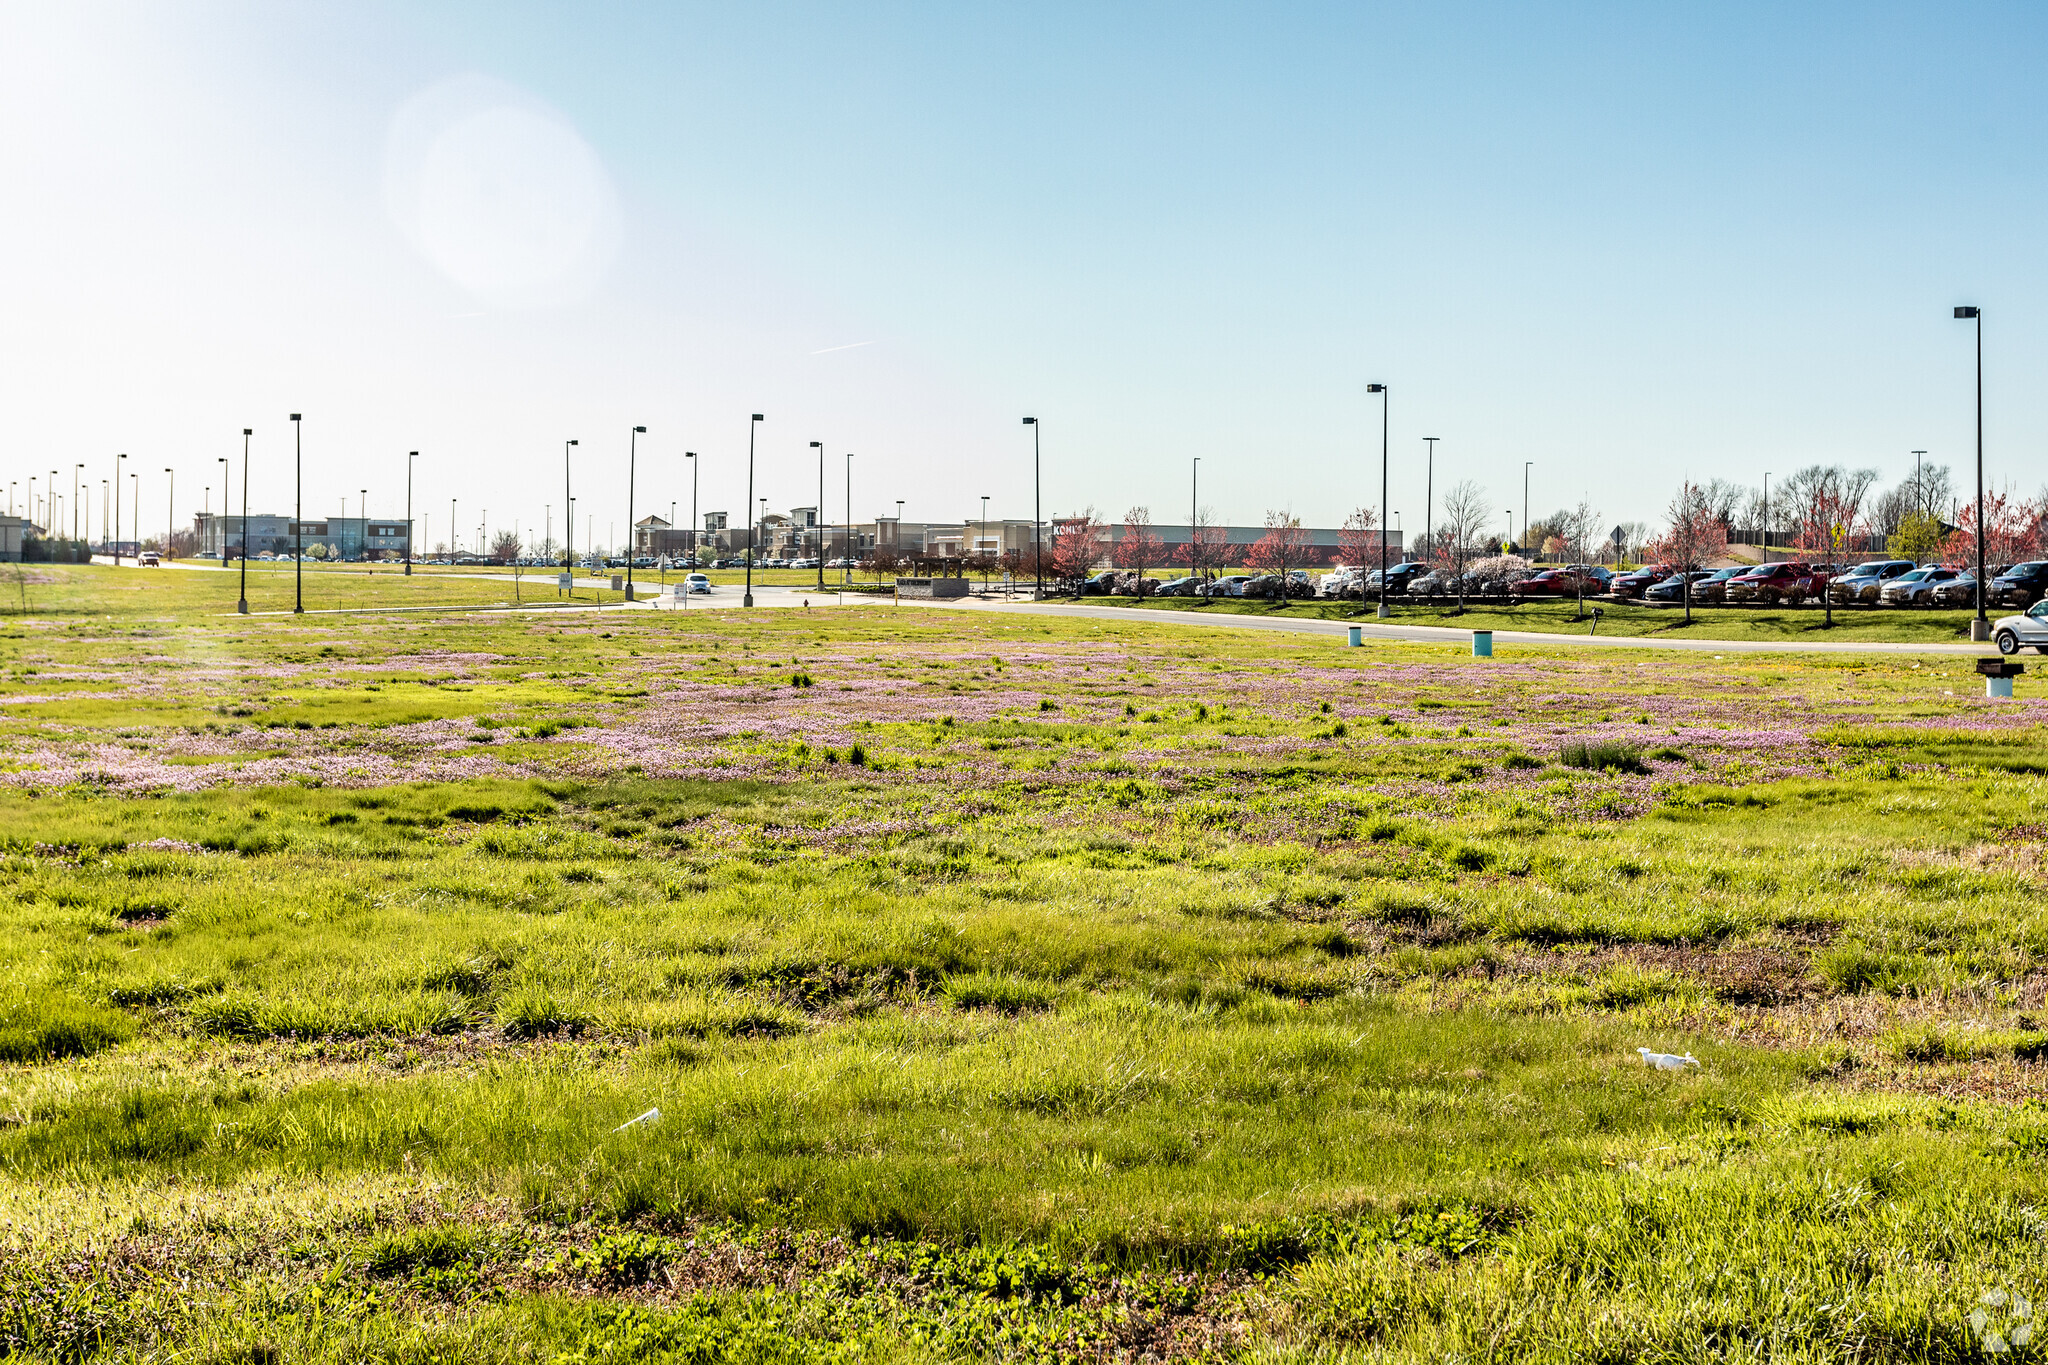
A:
[164,469,174,560]
[1022,418,1041,596]
[216,457,227,566]
[405,452,416,575]
[290,414,302,613]
[843,452,854,586]
[1423,438,1437,563]
[1366,384,1389,618]
[1955,306,1987,639]
[743,414,763,607]
[810,441,825,591]
[684,452,697,566]
[626,426,645,601]
[237,431,251,613]
[114,454,124,563]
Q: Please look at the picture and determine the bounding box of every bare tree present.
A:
[1244,510,1310,600]
[1113,506,1163,594]
[1336,506,1380,571]
[1561,499,1603,564]
[1437,480,1492,611]
[1178,504,1225,579]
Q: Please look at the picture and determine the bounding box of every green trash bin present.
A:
[1473,630,1493,658]
[1346,625,1363,647]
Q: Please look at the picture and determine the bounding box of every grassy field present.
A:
[4,564,2048,1361]
[1070,592,1990,643]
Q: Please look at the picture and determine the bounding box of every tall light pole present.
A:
[743,414,763,607]
[1190,457,1201,580]
[73,463,82,545]
[1022,417,1041,596]
[980,494,990,591]
[1423,438,1437,563]
[1522,462,1533,558]
[450,499,457,564]
[238,430,251,612]
[1956,305,1987,638]
[685,452,698,565]
[1911,450,1927,522]
[164,468,174,560]
[810,440,825,591]
[216,456,229,558]
[405,452,417,575]
[1761,473,1770,562]
[843,452,854,585]
[1366,384,1389,618]
[114,455,124,563]
[359,488,366,562]
[626,425,646,601]
[290,414,303,613]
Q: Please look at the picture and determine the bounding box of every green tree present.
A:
[1888,511,1944,561]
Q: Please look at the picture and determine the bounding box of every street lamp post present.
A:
[290,414,303,613]
[73,463,82,546]
[359,489,366,563]
[1523,462,1533,558]
[215,457,226,562]
[238,430,251,613]
[1956,305,1987,638]
[450,499,457,566]
[810,441,825,592]
[114,455,124,563]
[1022,418,1041,596]
[686,453,699,567]
[562,439,579,594]
[1366,384,1389,618]
[1190,457,1200,583]
[1423,438,1437,564]
[743,414,763,608]
[164,468,174,560]
[843,452,854,586]
[405,452,417,575]
[626,426,646,601]
[980,494,990,592]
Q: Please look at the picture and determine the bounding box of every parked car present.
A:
[1828,560,1916,604]
[1988,561,2048,608]
[1204,575,1253,598]
[1155,576,1203,597]
[137,551,160,566]
[1993,600,2048,655]
[1644,570,1716,603]
[1568,564,1615,589]
[1725,562,1822,604]
[1680,566,1749,603]
[1406,568,1463,596]
[1609,565,1674,599]
[1932,573,1980,607]
[1373,561,1431,595]
[1878,566,1961,606]
[1514,567,1603,596]
[683,573,711,594]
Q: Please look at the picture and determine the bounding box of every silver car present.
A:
[1993,601,2048,655]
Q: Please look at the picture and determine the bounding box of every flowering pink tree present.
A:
[1052,511,1107,592]
[1243,511,1310,598]
[1336,507,1380,571]
[1942,487,2033,572]
[1644,481,1729,625]
[1113,506,1164,593]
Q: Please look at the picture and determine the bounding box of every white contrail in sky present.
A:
[810,339,879,354]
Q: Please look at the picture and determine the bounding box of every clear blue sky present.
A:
[2,2,2043,548]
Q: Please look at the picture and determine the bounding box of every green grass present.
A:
[1065,592,1988,642]
[1,568,2046,1360]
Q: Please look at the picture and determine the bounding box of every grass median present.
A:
[1,580,2044,1360]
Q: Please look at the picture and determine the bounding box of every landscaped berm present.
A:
[8,563,2048,1362]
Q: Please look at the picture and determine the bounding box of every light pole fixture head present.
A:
[1021,416,1036,425]
[568,439,578,447]
[410,451,418,458]
[752,414,764,422]
[685,451,695,459]
[809,440,821,448]
[1366,383,1386,393]
[290,413,301,421]
[1955,306,1980,319]
[633,426,646,434]
[243,429,251,437]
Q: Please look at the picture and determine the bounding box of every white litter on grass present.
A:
[1637,1048,1700,1071]
[613,1107,661,1131]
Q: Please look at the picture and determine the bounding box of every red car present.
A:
[1512,567,1601,596]
[1609,565,1674,599]
[1726,562,1826,604]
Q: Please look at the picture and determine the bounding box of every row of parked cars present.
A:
[1310,558,2048,607]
